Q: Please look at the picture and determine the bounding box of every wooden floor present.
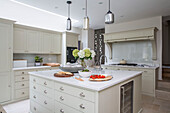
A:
[2,95,170,113]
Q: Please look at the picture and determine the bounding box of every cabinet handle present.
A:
[33,79,36,82]
[60,109,64,113]
[144,71,147,73]
[80,104,85,109]
[60,87,64,91]
[121,87,125,113]
[33,86,36,89]
[44,90,47,94]
[22,77,25,79]
[80,92,85,97]
[44,101,47,105]
[44,82,47,85]
[60,96,64,101]
[22,72,24,74]
[22,92,25,95]
[34,107,36,111]
[33,95,36,99]
[22,84,25,86]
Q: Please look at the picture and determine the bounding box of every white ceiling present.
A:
[8,0,170,29]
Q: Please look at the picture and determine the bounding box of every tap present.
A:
[99,55,107,70]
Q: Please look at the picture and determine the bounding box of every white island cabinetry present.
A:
[29,70,142,113]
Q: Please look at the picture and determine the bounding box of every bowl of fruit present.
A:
[78,69,92,78]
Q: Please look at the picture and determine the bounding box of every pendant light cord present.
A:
[68,4,70,18]
[109,0,110,11]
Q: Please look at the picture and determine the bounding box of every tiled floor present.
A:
[2,95,170,113]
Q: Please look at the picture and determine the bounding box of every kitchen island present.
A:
[29,69,142,113]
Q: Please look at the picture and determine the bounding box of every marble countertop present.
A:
[13,66,56,71]
[29,69,142,91]
[102,64,159,69]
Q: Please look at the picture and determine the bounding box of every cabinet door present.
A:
[43,33,52,53]
[66,34,78,47]
[14,28,27,53]
[0,72,11,103]
[26,30,39,53]
[51,34,61,54]
[0,23,11,72]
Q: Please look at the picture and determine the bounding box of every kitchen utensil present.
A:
[75,77,84,81]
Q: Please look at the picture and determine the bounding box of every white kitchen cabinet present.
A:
[51,34,62,54]
[66,33,78,47]
[13,28,27,53]
[0,72,11,103]
[26,30,39,53]
[13,25,62,54]
[0,19,14,103]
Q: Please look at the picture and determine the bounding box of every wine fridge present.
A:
[120,81,134,113]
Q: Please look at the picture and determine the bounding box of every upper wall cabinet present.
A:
[13,25,62,54]
[66,32,79,47]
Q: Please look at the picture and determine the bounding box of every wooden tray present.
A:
[54,72,74,77]
[89,76,113,82]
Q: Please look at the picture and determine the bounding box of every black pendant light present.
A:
[66,1,72,30]
[105,0,114,24]
[83,0,89,30]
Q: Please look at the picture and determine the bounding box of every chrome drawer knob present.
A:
[33,86,36,89]
[33,95,36,99]
[44,101,47,104]
[33,79,36,82]
[80,104,85,109]
[44,82,47,85]
[44,90,47,94]
[60,87,64,91]
[60,96,64,101]
[22,92,25,94]
[80,92,85,97]
[34,107,36,111]
[22,72,24,74]
[22,77,25,79]
[22,84,25,86]
[60,109,64,113]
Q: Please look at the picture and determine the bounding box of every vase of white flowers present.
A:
[72,48,96,68]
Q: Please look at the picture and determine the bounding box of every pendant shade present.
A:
[83,0,89,30]
[66,1,72,30]
[105,0,114,24]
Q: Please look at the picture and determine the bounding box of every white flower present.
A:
[90,50,96,58]
[78,50,85,58]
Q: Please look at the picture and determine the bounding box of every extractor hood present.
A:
[104,27,157,60]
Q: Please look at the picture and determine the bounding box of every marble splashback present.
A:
[112,41,153,63]
[13,54,58,66]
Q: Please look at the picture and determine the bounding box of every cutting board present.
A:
[43,63,60,67]
[89,76,113,82]
[54,72,74,77]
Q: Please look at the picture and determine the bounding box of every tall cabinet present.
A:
[0,18,14,103]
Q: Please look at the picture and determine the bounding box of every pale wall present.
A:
[105,16,162,80]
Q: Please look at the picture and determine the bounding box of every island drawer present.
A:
[30,100,52,113]
[30,90,54,110]
[55,101,82,113]
[15,88,29,99]
[55,91,95,113]
[15,75,29,82]
[14,70,29,75]
[30,82,53,98]
[30,76,54,88]
[15,81,29,89]
[55,82,95,102]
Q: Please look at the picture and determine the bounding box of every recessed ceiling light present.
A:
[98,2,103,4]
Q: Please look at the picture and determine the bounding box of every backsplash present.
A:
[112,41,153,63]
[13,54,58,66]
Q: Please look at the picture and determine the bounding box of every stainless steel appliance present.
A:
[120,81,134,113]
[67,47,77,63]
